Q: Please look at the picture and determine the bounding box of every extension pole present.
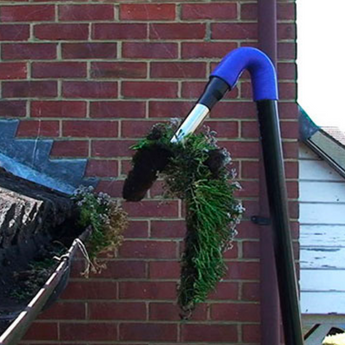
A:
[256,99,302,345]
[172,47,304,345]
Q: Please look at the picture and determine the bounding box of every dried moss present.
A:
[72,186,128,273]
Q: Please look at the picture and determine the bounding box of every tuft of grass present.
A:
[131,121,243,318]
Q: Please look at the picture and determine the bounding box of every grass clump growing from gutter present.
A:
[72,186,128,274]
[129,121,243,318]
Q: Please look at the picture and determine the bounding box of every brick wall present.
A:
[0,0,297,343]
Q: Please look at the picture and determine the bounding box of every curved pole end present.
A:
[210,47,278,101]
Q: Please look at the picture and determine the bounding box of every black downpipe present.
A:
[256,100,304,345]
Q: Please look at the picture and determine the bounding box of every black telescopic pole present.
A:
[169,47,304,345]
[256,100,304,345]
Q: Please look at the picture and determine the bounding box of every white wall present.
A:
[299,143,345,314]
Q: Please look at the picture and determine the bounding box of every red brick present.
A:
[242,200,260,218]
[119,281,176,300]
[123,42,178,59]
[91,140,136,157]
[149,302,207,321]
[89,302,146,320]
[281,120,299,139]
[120,4,175,20]
[151,62,206,79]
[0,101,26,117]
[285,161,298,179]
[23,322,58,341]
[287,180,299,199]
[226,261,260,280]
[208,282,238,300]
[16,120,59,137]
[278,23,296,40]
[149,101,194,118]
[211,101,256,119]
[149,23,206,40]
[149,180,165,198]
[149,261,180,279]
[278,42,296,60]
[182,42,237,59]
[235,181,260,198]
[223,241,239,259]
[60,323,117,341]
[2,43,56,60]
[182,3,237,20]
[182,324,237,342]
[62,43,117,59]
[3,81,57,98]
[39,302,86,320]
[212,23,257,40]
[123,200,179,218]
[278,82,297,100]
[236,221,260,239]
[90,101,145,118]
[63,81,118,99]
[222,141,259,159]
[51,140,89,157]
[243,324,261,343]
[204,120,239,138]
[86,160,118,177]
[242,120,259,138]
[32,62,87,79]
[120,159,133,175]
[283,141,298,159]
[278,3,295,21]
[182,81,238,99]
[241,3,257,20]
[1,5,55,22]
[34,24,88,40]
[120,240,177,259]
[151,220,186,238]
[122,120,164,138]
[59,4,115,21]
[122,81,178,99]
[0,24,29,41]
[62,120,118,138]
[95,180,123,198]
[125,220,149,239]
[278,62,297,80]
[120,323,177,342]
[242,282,260,301]
[61,281,117,300]
[279,102,298,119]
[211,303,260,321]
[91,62,147,79]
[0,62,27,80]
[31,101,86,118]
[241,161,259,179]
[242,241,260,259]
[93,23,147,40]
[94,261,146,279]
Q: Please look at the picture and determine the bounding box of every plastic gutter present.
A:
[257,0,281,344]
[0,229,90,345]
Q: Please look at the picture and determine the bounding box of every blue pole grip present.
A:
[211,47,278,101]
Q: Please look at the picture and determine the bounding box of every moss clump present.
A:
[72,186,128,273]
[126,121,243,318]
